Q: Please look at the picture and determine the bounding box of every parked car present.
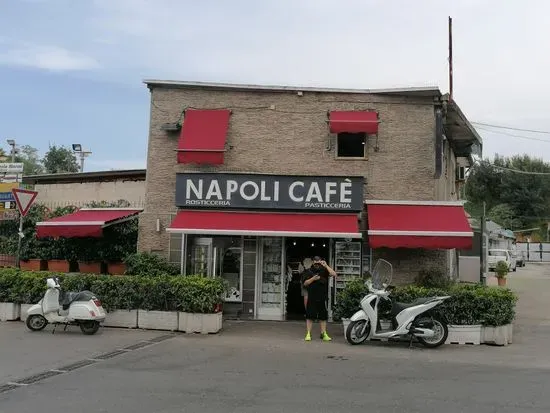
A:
[487,249,516,272]
[513,250,526,267]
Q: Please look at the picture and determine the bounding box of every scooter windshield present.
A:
[371,259,393,290]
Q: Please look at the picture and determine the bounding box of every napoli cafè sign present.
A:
[175,173,364,211]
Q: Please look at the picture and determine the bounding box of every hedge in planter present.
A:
[332,279,518,328]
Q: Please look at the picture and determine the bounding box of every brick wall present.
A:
[139,86,455,280]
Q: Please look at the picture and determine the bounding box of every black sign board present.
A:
[175,173,364,212]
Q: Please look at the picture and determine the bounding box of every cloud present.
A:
[0,44,99,72]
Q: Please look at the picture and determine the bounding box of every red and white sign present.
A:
[11,188,38,217]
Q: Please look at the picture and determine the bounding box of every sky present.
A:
[1,0,550,172]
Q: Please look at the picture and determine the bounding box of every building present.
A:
[135,80,479,320]
[22,169,146,208]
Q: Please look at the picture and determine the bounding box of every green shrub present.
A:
[123,252,180,276]
[0,268,226,314]
[414,267,454,289]
[333,278,368,321]
[495,261,509,278]
[326,278,518,327]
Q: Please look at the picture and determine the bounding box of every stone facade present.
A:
[139,83,467,283]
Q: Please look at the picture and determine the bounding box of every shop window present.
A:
[214,237,243,302]
[168,233,183,273]
[185,235,244,302]
[336,132,366,158]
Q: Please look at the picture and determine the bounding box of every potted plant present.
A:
[174,276,226,334]
[495,260,509,286]
[76,238,102,274]
[137,276,179,331]
[333,277,369,336]
[0,270,21,321]
[46,238,70,273]
[102,220,138,275]
[19,235,47,271]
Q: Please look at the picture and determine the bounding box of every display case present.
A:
[258,238,283,318]
[334,240,362,291]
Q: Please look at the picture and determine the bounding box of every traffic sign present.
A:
[11,188,38,217]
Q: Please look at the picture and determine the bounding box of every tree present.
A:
[488,203,522,230]
[42,145,79,174]
[15,145,45,175]
[465,154,550,229]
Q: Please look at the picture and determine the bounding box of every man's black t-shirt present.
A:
[302,264,330,301]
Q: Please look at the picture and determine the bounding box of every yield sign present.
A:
[11,188,38,217]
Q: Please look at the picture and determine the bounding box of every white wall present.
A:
[33,180,146,207]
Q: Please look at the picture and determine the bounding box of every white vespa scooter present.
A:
[26,277,106,335]
[345,260,451,348]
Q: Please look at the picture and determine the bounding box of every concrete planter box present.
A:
[178,312,223,334]
[137,310,178,331]
[0,302,20,321]
[481,324,513,346]
[446,324,482,345]
[19,304,34,322]
[103,309,138,328]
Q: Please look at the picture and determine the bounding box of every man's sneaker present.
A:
[321,332,332,341]
[304,332,312,341]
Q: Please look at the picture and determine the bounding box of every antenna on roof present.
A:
[448,16,453,101]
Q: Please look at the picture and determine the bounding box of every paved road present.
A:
[0,264,549,412]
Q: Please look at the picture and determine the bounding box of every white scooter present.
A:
[345,260,451,348]
[26,277,106,335]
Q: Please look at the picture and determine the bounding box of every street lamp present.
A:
[72,143,92,172]
[6,139,16,162]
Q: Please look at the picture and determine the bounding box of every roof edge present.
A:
[143,79,442,97]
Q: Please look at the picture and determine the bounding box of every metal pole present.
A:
[448,16,453,101]
[480,201,486,285]
[80,153,85,172]
[16,213,24,268]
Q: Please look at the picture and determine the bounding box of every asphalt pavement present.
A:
[0,263,549,412]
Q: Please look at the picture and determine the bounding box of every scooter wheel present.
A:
[416,316,448,348]
[345,319,371,345]
[26,315,48,331]
[79,321,100,335]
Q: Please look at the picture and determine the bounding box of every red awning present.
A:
[366,201,473,249]
[177,109,231,165]
[36,208,142,239]
[168,210,361,238]
[329,111,379,134]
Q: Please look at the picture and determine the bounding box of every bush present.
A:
[328,279,518,327]
[333,278,368,321]
[0,269,226,314]
[414,267,454,289]
[123,252,180,276]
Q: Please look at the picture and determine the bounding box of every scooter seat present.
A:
[59,290,95,310]
[391,297,432,317]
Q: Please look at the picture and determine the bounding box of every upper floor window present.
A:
[336,132,366,158]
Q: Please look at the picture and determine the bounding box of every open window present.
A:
[336,132,366,158]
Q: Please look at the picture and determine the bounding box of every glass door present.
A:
[190,237,213,276]
[257,237,284,320]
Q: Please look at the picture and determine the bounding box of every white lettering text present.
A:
[240,181,260,201]
[289,181,304,202]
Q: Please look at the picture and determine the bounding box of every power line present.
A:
[476,126,550,143]
[488,163,550,176]
[472,122,550,135]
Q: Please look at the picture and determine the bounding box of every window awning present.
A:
[329,111,379,134]
[177,109,231,165]
[36,208,142,239]
[168,210,361,238]
[366,200,473,249]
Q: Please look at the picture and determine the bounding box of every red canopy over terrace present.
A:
[36,208,142,238]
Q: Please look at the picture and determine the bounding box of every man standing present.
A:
[302,255,337,341]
